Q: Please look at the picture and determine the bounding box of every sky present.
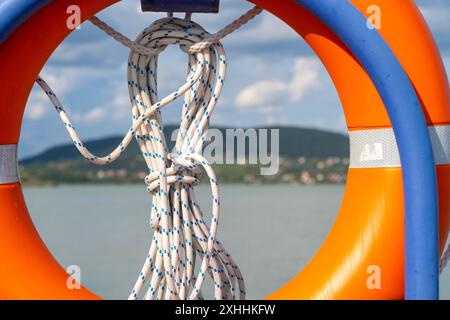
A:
[20,0,450,157]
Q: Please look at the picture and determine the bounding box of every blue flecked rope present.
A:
[36,13,259,300]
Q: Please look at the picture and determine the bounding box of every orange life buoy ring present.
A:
[0,0,449,299]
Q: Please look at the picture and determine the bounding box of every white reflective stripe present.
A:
[429,126,450,165]
[349,125,450,168]
[0,144,19,184]
[350,128,400,168]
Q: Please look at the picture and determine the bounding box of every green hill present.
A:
[20,126,349,185]
[22,126,349,163]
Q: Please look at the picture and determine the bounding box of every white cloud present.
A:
[24,69,78,121]
[225,13,298,46]
[110,90,132,120]
[236,80,291,108]
[51,39,119,65]
[18,0,352,156]
[26,92,49,120]
[83,107,108,122]
[235,57,320,112]
[24,67,94,121]
[87,2,297,50]
[75,84,130,124]
[264,115,289,126]
[290,57,321,102]
[419,6,450,33]
[443,54,450,75]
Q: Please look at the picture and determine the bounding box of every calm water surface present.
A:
[24,184,450,300]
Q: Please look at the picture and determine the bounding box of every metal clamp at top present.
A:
[141,0,219,13]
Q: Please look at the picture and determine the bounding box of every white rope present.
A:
[36,7,263,299]
[37,3,450,298]
[440,243,450,274]
[89,6,263,55]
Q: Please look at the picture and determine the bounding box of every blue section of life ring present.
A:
[0,0,440,300]
[294,0,439,300]
[0,0,52,44]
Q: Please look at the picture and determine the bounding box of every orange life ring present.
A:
[0,0,449,299]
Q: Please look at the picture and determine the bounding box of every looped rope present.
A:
[37,8,259,300]
[125,17,246,300]
[441,244,450,274]
[32,3,450,299]
[89,6,262,55]
[188,6,262,53]
[144,164,201,195]
[89,16,163,56]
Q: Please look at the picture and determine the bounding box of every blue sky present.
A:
[20,0,450,157]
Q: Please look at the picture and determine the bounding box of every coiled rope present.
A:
[34,4,450,299]
[37,7,263,300]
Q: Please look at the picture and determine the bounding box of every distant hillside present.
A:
[19,126,349,185]
[21,126,349,164]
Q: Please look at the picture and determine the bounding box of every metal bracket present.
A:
[141,0,219,13]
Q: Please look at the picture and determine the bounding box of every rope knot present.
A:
[65,8,258,300]
[89,6,263,57]
[144,154,202,194]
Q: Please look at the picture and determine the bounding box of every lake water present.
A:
[23,184,450,300]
